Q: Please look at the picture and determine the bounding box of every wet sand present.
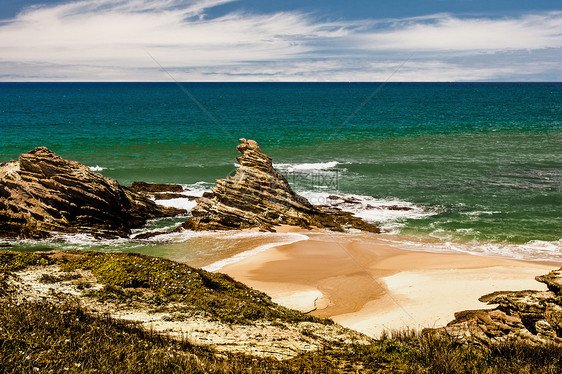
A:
[218,231,560,337]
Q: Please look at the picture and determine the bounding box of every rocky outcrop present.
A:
[429,267,562,346]
[181,139,380,233]
[0,147,185,239]
[129,181,189,200]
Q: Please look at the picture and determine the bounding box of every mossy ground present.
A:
[0,250,323,325]
[1,251,561,373]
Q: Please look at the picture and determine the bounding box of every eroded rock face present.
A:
[181,139,380,233]
[429,267,562,346]
[0,147,185,239]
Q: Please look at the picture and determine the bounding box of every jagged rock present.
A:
[428,267,562,346]
[0,147,186,239]
[129,182,195,200]
[536,269,562,295]
[152,193,189,200]
[129,181,185,194]
[181,139,380,233]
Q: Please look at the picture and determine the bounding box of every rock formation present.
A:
[0,147,185,239]
[129,181,189,200]
[429,267,562,346]
[181,138,380,233]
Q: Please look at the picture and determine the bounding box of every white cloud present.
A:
[359,12,562,51]
[0,0,560,81]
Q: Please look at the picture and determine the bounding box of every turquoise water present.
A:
[1,83,561,261]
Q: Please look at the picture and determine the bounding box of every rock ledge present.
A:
[428,267,562,346]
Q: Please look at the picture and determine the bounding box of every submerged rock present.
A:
[428,267,562,346]
[0,147,185,239]
[181,138,380,233]
[129,181,185,194]
[129,181,189,200]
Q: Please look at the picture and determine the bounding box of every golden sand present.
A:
[217,230,560,337]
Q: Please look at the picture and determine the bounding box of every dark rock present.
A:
[0,147,186,239]
[180,139,380,233]
[380,205,414,211]
[132,231,170,240]
[153,192,188,200]
[129,181,185,193]
[427,267,562,346]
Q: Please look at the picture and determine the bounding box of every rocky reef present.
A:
[0,147,185,239]
[430,267,562,346]
[129,181,192,200]
[181,138,379,233]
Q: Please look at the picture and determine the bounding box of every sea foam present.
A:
[88,165,105,172]
[202,233,309,272]
[151,183,211,212]
[379,236,562,263]
[274,161,343,172]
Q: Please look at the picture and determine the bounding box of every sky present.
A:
[0,0,561,81]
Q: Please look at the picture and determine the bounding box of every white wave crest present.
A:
[274,161,342,172]
[202,233,309,272]
[379,237,562,263]
[153,182,211,211]
[297,190,435,231]
[89,165,105,172]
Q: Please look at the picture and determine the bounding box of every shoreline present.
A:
[215,229,561,337]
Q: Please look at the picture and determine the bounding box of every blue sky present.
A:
[0,0,561,81]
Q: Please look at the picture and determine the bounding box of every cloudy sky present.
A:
[1,0,561,81]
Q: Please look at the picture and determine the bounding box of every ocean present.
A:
[1,82,561,263]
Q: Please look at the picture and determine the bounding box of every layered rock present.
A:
[129,181,189,200]
[181,139,380,233]
[429,267,562,346]
[0,147,185,239]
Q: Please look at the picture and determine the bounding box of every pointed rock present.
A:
[0,147,185,239]
[181,139,380,233]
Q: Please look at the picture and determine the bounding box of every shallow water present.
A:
[1,83,560,262]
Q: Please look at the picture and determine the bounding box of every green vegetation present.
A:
[0,251,55,272]
[1,250,323,325]
[1,250,561,373]
[1,298,560,373]
[62,251,325,325]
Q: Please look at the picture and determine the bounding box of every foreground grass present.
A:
[1,251,561,373]
[2,298,560,374]
[0,250,323,325]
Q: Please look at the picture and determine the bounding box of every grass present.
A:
[0,250,324,325]
[1,298,560,374]
[39,273,82,284]
[1,250,561,373]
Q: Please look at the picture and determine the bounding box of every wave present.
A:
[379,236,562,263]
[202,233,309,272]
[88,165,105,172]
[274,161,343,172]
[152,182,211,211]
[296,190,435,231]
[0,232,144,253]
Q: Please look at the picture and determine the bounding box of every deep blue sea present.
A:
[1,83,561,263]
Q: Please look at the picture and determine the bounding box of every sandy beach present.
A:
[217,230,561,337]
